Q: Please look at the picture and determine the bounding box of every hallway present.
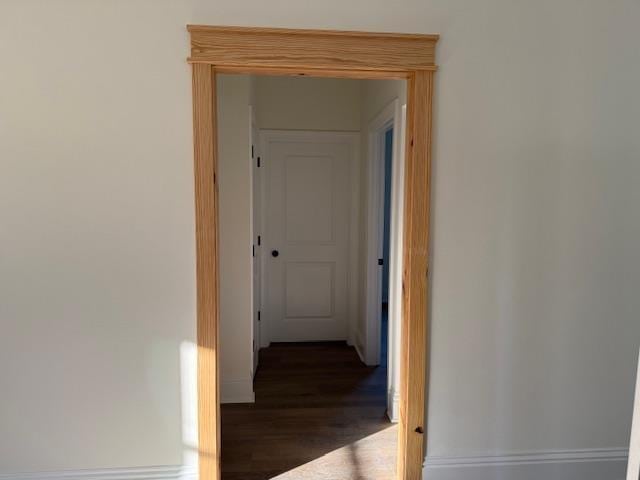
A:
[221,342,396,480]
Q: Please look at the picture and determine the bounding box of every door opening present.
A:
[219,74,405,479]
[189,25,438,480]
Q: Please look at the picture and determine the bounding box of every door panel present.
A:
[264,135,351,342]
[285,262,334,318]
[285,156,334,243]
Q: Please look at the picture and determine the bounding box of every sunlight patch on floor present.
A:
[270,425,397,480]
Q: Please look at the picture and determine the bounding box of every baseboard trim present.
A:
[386,386,400,423]
[221,379,255,404]
[3,449,626,480]
[424,448,628,480]
[0,465,197,480]
[354,342,366,364]
[425,448,628,467]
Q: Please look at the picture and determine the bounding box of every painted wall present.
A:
[0,2,195,473]
[216,75,254,403]
[253,76,361,131]
[1,0,640,478]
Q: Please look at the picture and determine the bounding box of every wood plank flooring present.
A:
[221,342,396,480]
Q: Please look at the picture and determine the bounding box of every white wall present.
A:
[254,76,361,131]
[1,0,640,478]
[0,2,195,473]
[426,0,640,459]
[216,74,254,403]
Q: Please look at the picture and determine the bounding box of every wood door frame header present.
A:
[188,25,438,78]
[189,24,438,480]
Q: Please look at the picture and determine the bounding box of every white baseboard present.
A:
[386,386,400,423]
[0,465,197,480]
[3,449,626,480]
[354,343,366,364]
[221,379,255,404]
[423,448,628,480]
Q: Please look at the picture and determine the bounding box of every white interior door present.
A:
[263,132,352,342]
[250,108,261,374]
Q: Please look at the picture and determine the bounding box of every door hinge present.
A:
[251,145,254,158]
[257,156,261,168]
[378,258,384,266]
[252,245,255,257]
[258,310,261,321]
[258,235,261,246]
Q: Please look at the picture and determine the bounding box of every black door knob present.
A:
[271,250,279,257]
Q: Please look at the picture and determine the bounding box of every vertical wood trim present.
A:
[398,70,435,480]
[192,63,221,480]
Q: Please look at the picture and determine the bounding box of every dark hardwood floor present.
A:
[221,341,396,480]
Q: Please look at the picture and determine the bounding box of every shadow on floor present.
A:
[221,342,396,480]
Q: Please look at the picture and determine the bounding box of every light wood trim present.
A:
[189,25,438,480]
[188,24,439,40]
[188,25,437,72]
[398,70,434,480]
[202,64,417,80]
[192,63,221,480]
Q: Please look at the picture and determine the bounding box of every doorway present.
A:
[189,25,438,480]
[217,74,405,479]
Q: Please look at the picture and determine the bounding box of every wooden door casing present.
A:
[189,25,438,480]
